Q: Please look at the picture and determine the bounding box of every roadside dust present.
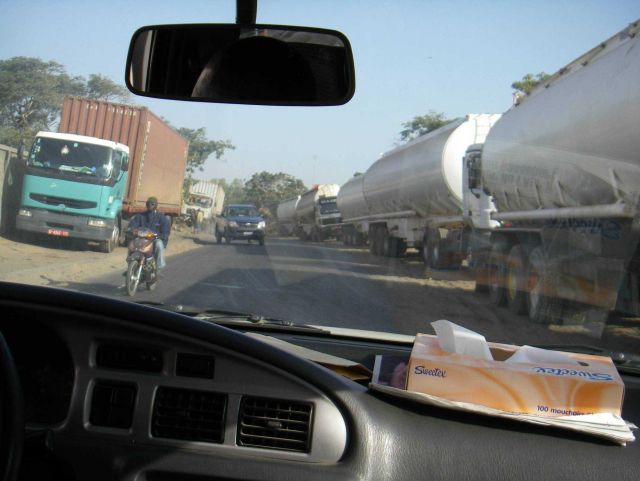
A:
[0,225,205,287]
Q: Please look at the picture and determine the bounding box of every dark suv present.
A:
[215,204,266,245]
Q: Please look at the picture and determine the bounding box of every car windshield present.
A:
[0,1,638,360]
[226,206,259,217]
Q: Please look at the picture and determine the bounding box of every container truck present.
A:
[295,184,341,241]
[276,196,300,236]
[182,180,226,228]
[338,114,501,260]
[16,97,189,252]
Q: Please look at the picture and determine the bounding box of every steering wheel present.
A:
[0,330,23,481]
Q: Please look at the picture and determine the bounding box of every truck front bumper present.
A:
[16,208,115,242]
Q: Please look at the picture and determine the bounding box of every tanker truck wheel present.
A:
[488,239,509,306]
[505,244,529,314]
[527,246,561,324]
[368,225,378,255]
[423,230,447,269]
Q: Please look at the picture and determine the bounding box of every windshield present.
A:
[319,198,339,215]
[226,206,259,217]
[188,196,212,208]
[28,137,114,180]
[1,1,639,360]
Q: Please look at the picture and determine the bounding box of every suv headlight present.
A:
[88,218,107,228]
[228,221,238,228]
[257,221,266,229]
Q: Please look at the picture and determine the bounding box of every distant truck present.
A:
[215,203,266,245]
[295,184,341,241]
[16,97,189,252]
[340,20,640,322]
[182,180,226,229]
[275,196,300,236]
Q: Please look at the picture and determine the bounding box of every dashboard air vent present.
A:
[90,380,137,429]
[238,397,312,453]
[152,387,226,443]
[96,344,163,373]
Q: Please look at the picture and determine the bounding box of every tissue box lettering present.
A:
[406,333,624,417]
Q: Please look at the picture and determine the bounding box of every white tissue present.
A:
[431,320,493,361]
[430,320,578,365]
[505,345,577,365]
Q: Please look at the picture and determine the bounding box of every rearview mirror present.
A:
[126,24,355,106]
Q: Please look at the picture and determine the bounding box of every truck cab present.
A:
[215,203,266,245]
[16,131,129,252]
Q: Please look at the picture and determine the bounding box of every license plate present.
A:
[242,231,252,235]
[47,228,70,237]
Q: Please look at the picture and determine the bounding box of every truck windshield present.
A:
[189,196,213,208]
[28,137,114,180]
[319,199,339,215]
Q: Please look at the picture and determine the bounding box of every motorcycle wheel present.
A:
[126,260,142,297]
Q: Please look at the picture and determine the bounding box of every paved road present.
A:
[77,237,638,352]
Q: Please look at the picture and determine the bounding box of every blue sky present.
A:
[0,0,638,187]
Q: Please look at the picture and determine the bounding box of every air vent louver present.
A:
[152,387,226,443]
[238,397,312,453]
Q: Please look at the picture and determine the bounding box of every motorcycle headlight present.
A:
[228,221,238,228]
[257,221,266,229]
[88,218,107,228]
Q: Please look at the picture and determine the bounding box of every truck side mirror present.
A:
[121,156,129,172]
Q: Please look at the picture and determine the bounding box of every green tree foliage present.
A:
[399,110,452,142]
[176,127,235,177]
[243,172,306,210]
[211,178,246,204]
[0,57,131,149]
[511,72,550,96]
[85,74,130,102]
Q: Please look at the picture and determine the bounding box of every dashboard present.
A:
[1,281,640,481]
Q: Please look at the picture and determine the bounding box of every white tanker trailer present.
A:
[338,114,501,258]
[340,19,640,323]
[470,19,640,323]
[276,196,300,236]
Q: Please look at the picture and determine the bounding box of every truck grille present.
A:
[30,193,97,209]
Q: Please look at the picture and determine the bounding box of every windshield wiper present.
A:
[532,344,640,375]
[134,301,329,333]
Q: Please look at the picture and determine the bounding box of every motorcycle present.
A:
[125,228,159,296]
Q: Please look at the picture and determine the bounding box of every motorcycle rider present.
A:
[127,196,170,271]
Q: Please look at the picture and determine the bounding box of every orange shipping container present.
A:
[59,96,189,216]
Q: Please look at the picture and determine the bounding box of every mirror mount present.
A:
[236,0,257,25]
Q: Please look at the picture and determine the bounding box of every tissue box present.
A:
[406,334,624,417]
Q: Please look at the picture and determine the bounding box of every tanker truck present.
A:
[470,19,640,323]
[276,196,300,236]
[341,19,640,323]
[295,184,341,241]
[338,114,501,260]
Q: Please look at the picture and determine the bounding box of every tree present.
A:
[85,74,130,102]
[511,72,550,96]
[399,110,452,142]
[211,178,246,204]
[243,172,306,210]
[0,57,131,149]
[0,57,80,149]
[176,127,235,177]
